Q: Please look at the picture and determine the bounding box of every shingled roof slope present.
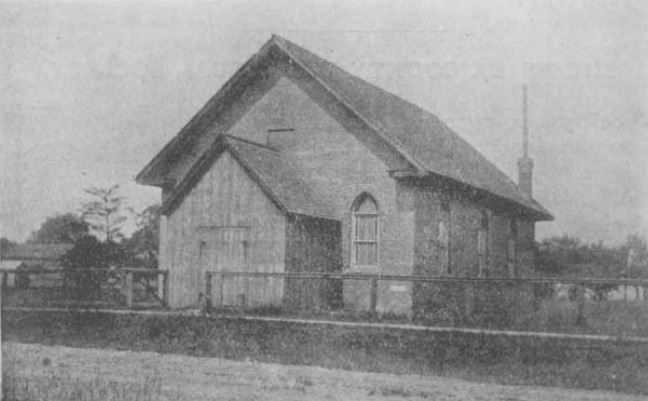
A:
[272,36,551,219]
[138,35,551,220]
[227,137,336,220]
[161,136,336,220]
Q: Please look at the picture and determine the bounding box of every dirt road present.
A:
[2,342,643,401]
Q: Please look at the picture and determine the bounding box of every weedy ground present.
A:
[2,310,648,396]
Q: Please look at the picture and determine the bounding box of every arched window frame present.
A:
[351,193,380,268]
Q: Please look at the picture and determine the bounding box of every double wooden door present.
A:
[197,227,249,307]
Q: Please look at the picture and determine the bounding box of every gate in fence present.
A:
[1,268,169,309]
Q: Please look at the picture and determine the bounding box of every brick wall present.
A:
[404,177,539,318]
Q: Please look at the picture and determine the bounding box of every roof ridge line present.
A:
[272,37,427,175]
[273,37,550,218]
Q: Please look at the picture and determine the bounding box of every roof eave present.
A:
[396,172,552,221]
[135,36,281,186]
[160,135,339,221]
[159,136,229,215]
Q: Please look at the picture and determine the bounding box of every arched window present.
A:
[352,194,379,267]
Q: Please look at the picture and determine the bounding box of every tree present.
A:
[27,213,89,244]
[621,234,648,278]
[81,185,128,243]
[60,235,110,269]
[535,235,584,275]
[123,204,160,268]
[1,237,16,253]
[60,235,109,300]
[536,235,626,301]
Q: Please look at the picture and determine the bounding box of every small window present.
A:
[352,194,379,267]
[438,221,451,274]
[507,218,517,277]
[478,211,489,255]
[438,199,451,274]
[478,211,489,277]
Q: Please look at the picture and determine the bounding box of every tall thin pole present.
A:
[522,85,528,158]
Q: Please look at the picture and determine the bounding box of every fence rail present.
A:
[207,270,648,285]
[205,270,648,340]
[1,268,169,309]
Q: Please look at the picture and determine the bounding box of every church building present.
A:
[136,35,552,314]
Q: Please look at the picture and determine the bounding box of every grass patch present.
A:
[2,310,648,395]
[528,299,648,337]
[2,371,174,401]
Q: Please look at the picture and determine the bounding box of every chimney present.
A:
[517,86,534,197]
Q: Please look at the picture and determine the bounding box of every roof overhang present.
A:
[135,35,426,187]
[136,34,551,221]
[395,172,553,222]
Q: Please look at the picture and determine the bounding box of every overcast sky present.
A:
[1,0,646,244]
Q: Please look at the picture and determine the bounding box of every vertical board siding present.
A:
[165,152,286,308]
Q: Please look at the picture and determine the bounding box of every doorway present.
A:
[197,226,249,308]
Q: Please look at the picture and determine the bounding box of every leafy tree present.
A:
[535,235,584,275]
[27,213,89,244]
[123,204,160,268]
[59,235,128,300]
[535,235,636,301]
[60,235,109,300]
[1,237,16,253]
[621,234,648,278]
[60,235,110,269]
[81,185,128,243]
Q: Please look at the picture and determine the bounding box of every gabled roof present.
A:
[138,35,552,220]
[1,243,74,261]
[160,135,336,220]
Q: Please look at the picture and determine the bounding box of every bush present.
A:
[60,236,113,301]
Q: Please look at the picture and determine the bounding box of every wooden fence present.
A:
[205,270,648,339]
[1,268,169,309]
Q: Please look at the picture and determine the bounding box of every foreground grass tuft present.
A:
[2,372,176,401]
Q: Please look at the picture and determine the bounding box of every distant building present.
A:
[136,35,552,313]
[1,243,73,288]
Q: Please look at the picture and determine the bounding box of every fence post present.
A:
[575,284,586,327]
[369,277,378,315]
[465,282,474,321]
[163,271,170,307]
[219,273,225,308]
[205,271,212,312]
[157,271,164,304]
[125,271,133,309]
